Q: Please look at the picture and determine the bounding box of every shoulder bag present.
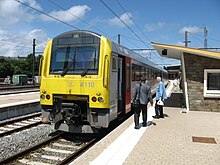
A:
[133,83,141,109]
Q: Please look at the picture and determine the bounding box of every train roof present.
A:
[111,42,163,71]
[53,30,165,72]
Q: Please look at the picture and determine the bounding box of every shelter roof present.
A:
[151,42,220,60]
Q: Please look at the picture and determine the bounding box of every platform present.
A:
[0,91,39,108]
[0,92,40,120]
[71,84,220,165]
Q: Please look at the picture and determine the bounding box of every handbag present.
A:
[132,83,142,109]
[147,106,156,121]
[157,98,164,106]
[133,99,140,109]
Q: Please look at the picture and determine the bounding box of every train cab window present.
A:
[50,45,99,75]
[204,69,220,98]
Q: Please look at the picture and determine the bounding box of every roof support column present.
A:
[181,53,189,112]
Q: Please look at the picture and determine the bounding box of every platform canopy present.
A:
[151,42,220,60]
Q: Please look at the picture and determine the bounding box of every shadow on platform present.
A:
[164,92,185,108]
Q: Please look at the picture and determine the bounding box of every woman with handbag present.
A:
[153,77,167,118]
[132,77,153,129]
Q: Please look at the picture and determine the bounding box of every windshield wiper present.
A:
[81,58,95,76]
[61,62,73,76]
[61,50,75,76]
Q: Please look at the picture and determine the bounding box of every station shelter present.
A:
[152,42,220,112]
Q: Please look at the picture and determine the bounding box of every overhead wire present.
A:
[120,34,142,49]
[14,0,116,47]
[14,0,80,30]
[0,40,32,48]
[115,0,152,44]
[187,32,205,47]
[98,0,152,49]
[99,0,162,63]
[0,33,31,43]
[188,31,220,44]
[121,34,152,46]
[114,0,160,59]
[0,33,45,54]
[188,31,220,51]
[14,0,165,62]
[46,0,113,39]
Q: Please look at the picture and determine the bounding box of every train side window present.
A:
[126,62,131,91]
[132,64,135,81]
[112,56,117,71]
[145,68,149,79]
[204,69,220,98]
[136,66,141,81]
[149,69,152,79]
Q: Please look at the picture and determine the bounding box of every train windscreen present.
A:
[50,31,100,76]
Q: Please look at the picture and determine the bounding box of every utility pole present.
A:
[204,27,208,49]
[184,31,191,47]
[118,34,120,44]
[32,38,36,85]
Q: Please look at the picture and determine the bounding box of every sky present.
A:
[0,0,220,66]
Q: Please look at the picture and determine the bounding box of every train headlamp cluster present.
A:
[40,94,51,100]
[91,96,104,103]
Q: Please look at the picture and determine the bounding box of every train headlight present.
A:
[92,96,97,102]
[98,97,104,103]
[46,94,51,100]
[40,94,45,100]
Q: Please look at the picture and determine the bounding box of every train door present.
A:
[118,57,124,114]
[125,58,131,113]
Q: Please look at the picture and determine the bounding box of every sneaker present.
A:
[153,116,159,119]
[142,122,147,127]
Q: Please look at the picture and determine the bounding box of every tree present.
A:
[0,54,42,78]
[0,59,13,78]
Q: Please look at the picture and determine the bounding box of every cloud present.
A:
[0,29,50,57]
[0,0,90,25]
[0,1,90,57]
[40,5,90,23]
[179,26,203,34]
[144,22,165,32]
[176,41,185,46]
[109,13,134,27]
[0,0,41,26]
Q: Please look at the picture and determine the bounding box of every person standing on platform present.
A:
[153,77,167,118]
[132,77,153,129]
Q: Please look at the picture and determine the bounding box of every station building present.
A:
[152,42,220,112]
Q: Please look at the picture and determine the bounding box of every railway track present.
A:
[0,132,96,165]
[0,112,42,137]
[0,105,133,164]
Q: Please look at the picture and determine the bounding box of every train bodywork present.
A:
[40,30,166,133]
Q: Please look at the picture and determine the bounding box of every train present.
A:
[39,30,167,133]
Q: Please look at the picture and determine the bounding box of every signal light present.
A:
[98,97,104,103]
[40,94,45,100]
[91,96,97,102]
[46,94,50,100]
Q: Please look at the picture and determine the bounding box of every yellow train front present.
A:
[40,30,122,133]
[40,30,166,133]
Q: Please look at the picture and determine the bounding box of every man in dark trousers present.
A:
[132,77,153,129]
